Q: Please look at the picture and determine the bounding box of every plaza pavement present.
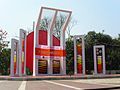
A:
[0,74,120,90]
[0,78,120,90]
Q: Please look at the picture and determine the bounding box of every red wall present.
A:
[26,30,60,72]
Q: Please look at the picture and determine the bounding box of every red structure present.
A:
[26,30,60,73]
[10,7,72,76]
[76,45,82,74]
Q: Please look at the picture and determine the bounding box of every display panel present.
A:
[76,38,83,74]
[96,48,103,73]
[22,39,25,74]
[38,59,47,74]
[53,60,60,74]
[13,43,17,74]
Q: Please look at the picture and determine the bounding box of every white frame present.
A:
[37,59,48,76]
[19,29,27,76]
[74,35,85,75]
[94,45,106,74]
[33,7,72,76]
[10,39,19,76]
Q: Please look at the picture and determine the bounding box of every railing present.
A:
[106,70,120,74]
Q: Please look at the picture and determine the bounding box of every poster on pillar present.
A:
[38,59,47,74]
[53,60,60,74]
[96,48,103,73]
[22,39,25,74]
[76,38,83,74]
[14,44,17,74]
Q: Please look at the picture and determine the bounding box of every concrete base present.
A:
[0,74,119,81]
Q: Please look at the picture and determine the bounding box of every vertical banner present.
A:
[22,39,25,74]
[76,39,82,74]
[96,48,103,73]
[38,59,47,74]
[94,45,106,74]
[13,44,17,74]
[53,60,60,74]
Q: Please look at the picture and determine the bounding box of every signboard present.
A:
[96,48,103,73]
[14,45,17,74]
[22,39,25,74]
[76,39,83,74]
[53,60,60,74]
[38,59,47,74]
[35,48,66,57]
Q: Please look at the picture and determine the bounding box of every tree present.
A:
[0,49,10,75]
[66,38,74,75]
[39,15,77,38]
[0,29,10,75]
[85,31,120,73]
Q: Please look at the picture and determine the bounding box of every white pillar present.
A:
[10,39,19,76]
[74,36,77,74]
[102,46,106,74]
[60,31,66,75]
[74,35,86,75]
[47,59,52,75]
[33,25,37,76]
[94,46,97,74]
[10,39,14,76]
[19,29,27,76]
[82,37,86,75]
[94,45,106,75]
[33,7,43,76]
[60,12,71,75]
[63,57,66,75]
[24,32,27,75]
[16,41,19,75]
[47,22,52,75]
[47,11,58,75]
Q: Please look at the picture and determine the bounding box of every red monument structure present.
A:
[10,7,106,77]
[10,7,72,76]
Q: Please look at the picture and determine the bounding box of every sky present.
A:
[0,0,120,47]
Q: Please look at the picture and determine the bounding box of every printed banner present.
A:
[77,44,82,74]
[53,60,60,74]
[14,51,17,74]
[38,60,47,74]
[35,48,66,57]
[96,48,103,73]
[22,39,25,74]
[97,56,102,73]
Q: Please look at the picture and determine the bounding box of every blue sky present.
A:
[0,0,120,46]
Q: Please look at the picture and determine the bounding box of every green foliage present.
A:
[26,67,32,75]
[0,49,11,75]
[66,37,74,75]
[85,31,120,73]
[66,31,120,74]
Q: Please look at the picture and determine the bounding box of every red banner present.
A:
[97,56,103,73]
[22,39,25,74]
[14,53,17,74]
[77,44,82,74]
[35,48,66,57]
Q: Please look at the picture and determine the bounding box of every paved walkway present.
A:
[0,78,120,90]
